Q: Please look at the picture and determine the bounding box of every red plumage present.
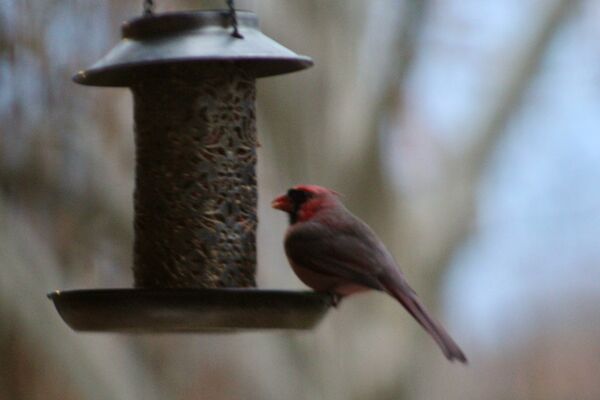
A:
[272,185,467,363]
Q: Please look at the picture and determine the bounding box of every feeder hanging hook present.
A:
[143,0,154,16]
[227,0,244,39]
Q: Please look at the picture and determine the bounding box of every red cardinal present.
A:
[272,185,467,363]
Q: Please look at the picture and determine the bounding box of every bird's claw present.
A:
[329,292,342,308]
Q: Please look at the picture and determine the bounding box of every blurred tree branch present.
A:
[0,198,161,400]
[391,0,576,397]
[409,0,575,300]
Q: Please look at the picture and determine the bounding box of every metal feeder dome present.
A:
[73,10,314,86]
[48,8,332,332]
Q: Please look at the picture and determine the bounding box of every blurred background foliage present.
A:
[2,0,600,399]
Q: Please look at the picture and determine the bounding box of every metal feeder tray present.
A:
[49,289,333,332]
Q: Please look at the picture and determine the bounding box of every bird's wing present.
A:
[285,220,389,291]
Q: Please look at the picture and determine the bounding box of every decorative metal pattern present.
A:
[132,64,257,288]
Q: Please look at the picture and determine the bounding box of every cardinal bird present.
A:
[272,185,467,363]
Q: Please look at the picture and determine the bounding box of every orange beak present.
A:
[271,194,292,212]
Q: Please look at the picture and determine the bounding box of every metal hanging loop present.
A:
[143,0,154,16]
[227,0,244,39]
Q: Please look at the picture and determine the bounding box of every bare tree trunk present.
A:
[0,199,165,400]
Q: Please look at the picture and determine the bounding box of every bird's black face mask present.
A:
[287,189,312,224]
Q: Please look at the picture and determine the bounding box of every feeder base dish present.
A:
[48,288,332,332]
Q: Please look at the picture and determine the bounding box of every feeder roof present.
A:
[74,10,313,86]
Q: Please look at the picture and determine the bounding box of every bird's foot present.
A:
[329,292,342,308]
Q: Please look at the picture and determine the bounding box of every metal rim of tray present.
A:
[48,288,332,333]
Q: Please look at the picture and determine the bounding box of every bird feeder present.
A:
[48,5,331,332]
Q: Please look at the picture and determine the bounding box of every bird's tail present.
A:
[380,273,467,363]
